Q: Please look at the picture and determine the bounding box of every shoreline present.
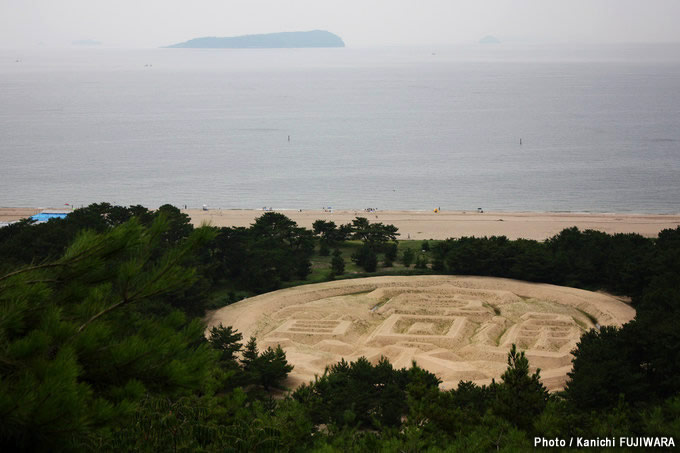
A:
[187,209,680,240]
[3,207,679,241]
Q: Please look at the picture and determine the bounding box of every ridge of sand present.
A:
[206,275,635,391]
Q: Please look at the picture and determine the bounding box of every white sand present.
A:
[3,207,678,240]
[187,209,680,240]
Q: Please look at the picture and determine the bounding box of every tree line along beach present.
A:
[3,207,680,240]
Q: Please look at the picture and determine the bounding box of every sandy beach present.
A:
[0,208,41,226]
[186,209,680,241]
[2,207,679,240]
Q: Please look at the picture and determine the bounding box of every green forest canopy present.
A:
[0,203,678,451]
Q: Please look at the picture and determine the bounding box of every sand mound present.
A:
[206,276,635,391]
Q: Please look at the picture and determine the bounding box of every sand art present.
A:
[206,276,635,391]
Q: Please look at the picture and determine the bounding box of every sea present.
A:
[1,44,680,213]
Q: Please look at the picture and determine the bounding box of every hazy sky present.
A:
[2,0,680,48]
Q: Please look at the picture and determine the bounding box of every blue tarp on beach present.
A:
[30,212,69,222]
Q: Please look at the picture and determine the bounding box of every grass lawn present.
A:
[285,239,444,287]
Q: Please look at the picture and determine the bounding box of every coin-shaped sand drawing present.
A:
[206,276,635,391]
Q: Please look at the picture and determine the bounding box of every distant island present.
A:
[479,35,501,44]
[166,30,345,49]
[72,39,102,46]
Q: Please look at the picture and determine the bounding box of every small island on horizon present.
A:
[479,35,501,44]
[166,30,345,49]
[72,39,102,46]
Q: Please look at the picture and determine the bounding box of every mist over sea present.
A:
[1,44,679,213]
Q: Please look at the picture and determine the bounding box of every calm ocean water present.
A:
[1,44,679,213]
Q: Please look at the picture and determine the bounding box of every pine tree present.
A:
[493,344,549,432]
[0,217,216,450]
[241,337,260,374]
[384,243,398,261]
[402,248,415,267]
[351,245,377,272]
[257,345,294,390]
[319,240,330,256]
[331,249,345,275]
[208,324,243,366]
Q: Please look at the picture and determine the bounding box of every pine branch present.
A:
[0,262,63,283]
[76,244,193,333]
[0,278,61,291]
[76,298,129,333]
[0,235,113,284]
[24,279,60,285]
